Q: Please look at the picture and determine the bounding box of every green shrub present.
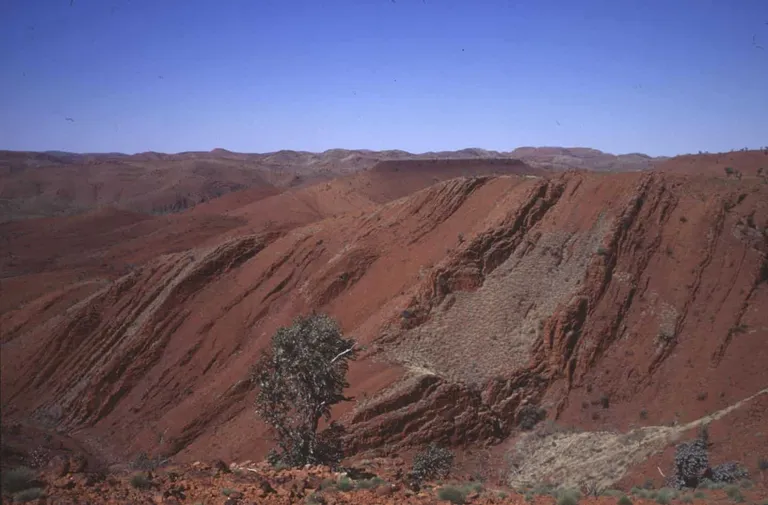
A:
[12,488,44,503]
[738,478,752,489]
[2,467,36,494]
[694,491,706,499]
[617,495,633,505]
[698,478,722,490]
[655,488,676,505]
[437,485,466,504]
[517,404,546,430]
[630,487,642,495]
[680,494,693,504]
[556,489,580,505]
[497,491,508,499]
[252,314,358,468]
[724,485,743,502]
[336,477,354,492]
[462,482,483,494]
[130,473,152,489]
[355,477,384,490]
[412,444,454,482]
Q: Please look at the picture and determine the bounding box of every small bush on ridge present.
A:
[412,444,454,482]
[437,485,466,504]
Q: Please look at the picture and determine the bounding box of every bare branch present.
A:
[330,344,356,364]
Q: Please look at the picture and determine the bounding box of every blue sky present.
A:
[1,0,766,156]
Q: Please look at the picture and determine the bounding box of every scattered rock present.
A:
[213,459,231,474]
[256,477,276,496]
[69,454,88,473]
[48,455,70,477]
[53,476,76,489]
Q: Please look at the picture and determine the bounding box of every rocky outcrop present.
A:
[1,159,766,481]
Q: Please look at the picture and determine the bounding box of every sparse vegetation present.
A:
[670,429,709,488]
[355,477,385,489]
[698,478,723,490]
[710,462,749,483]
[694,491,707,498]
[336,476,354,492]
[437,485,466,504]
[130,473,152,489]
[639,408,648,420]
[462,481,483,494]
[617,495,633,505]
[680,493,693,504]
[411,444,454,482]
[555,488,580,505]
[724,484,744,502]
[131,451,168,471]
[654,488,676,504]
[251,314,358,468]
[517,404,546,430]
[2,467,36,494]
[11,488,44,503]
[319,478,336,490]
[532,483,558,496]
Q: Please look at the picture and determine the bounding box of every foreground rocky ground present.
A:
[2,455,767,505]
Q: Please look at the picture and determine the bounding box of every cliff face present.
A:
[1,161,766,485]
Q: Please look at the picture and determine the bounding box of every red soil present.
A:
[1,151,766,497]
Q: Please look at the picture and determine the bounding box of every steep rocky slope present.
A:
[1,152,766,493]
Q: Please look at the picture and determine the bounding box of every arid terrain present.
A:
[0,147,658,222]
[1,147,767,504]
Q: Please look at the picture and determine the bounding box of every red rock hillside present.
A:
[1,151,767,494]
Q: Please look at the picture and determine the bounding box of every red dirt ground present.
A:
[1,150,767,502]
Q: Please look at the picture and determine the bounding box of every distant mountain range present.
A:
[0,146,665,221]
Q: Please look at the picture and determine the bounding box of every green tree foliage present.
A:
[251,314,358,468]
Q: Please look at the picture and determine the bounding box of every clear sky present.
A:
[1,0,767,156]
